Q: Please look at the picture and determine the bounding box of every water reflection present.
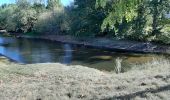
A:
[0,37,165,72]
[62,44,72,64]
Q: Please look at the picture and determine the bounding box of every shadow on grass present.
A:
[103,85,170,100]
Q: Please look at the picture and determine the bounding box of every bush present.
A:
[34,8,69,34]
[0,4,17,30]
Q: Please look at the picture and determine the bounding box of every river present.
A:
[0,36,166,72]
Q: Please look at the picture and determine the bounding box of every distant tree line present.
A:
[0,0,170,43]
[0,0,68,34]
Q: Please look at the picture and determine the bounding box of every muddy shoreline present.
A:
[18,35,170,55]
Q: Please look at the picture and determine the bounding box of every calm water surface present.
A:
[0,37,167,72]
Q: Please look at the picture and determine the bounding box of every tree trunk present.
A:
[152,4,159,36]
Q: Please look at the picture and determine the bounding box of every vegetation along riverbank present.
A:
[0,0,170,44]
[0,0,169,100]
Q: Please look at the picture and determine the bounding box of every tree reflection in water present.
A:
[62,44,72,64]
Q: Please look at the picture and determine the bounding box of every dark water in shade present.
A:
[0,37,166,72]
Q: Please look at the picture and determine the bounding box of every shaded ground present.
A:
[0,57,169,100]
[20,35,170,54]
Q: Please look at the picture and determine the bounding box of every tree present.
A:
[131,3,147,40]
[148,0,170,37]
[96,0,170,39]
[16,0,30,9]
[69,0,106,37]
[14,0,37,33]
[96,0,144,30]
[47,0,62,10]
[34,0,66,34]
[0,4,17,31]
[32,3,46,14]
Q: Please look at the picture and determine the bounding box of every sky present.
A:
[61,0,74,6]
[0,0,74,6]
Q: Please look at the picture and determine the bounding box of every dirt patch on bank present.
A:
[0,59,169,100]
[20,35,170,54]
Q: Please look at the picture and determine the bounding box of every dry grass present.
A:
[0,57,169,100]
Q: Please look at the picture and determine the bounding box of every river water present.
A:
[0,37,166,72]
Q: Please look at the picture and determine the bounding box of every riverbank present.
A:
[0,57,169,100]
[19,35,170,54]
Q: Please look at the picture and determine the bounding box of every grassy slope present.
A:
[0,58,169,100]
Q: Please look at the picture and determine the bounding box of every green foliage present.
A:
[15,8,37,33]
[0,4,17,30]
[32,3,46,14]
[0,0,66,34]
[33,0,66,34]
[148,0,170,36]
[96,0,170,41]
[128,4,148,40]
[158,25,170,44]
[96,0,144,30]
[69,0,106,37]
[0,1,37,33]
[16,0,30,9]
[33,9,67,34]
[47,0,62,10]
[0,0,170,44]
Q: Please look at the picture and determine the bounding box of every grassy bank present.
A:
[0,57,169,100]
